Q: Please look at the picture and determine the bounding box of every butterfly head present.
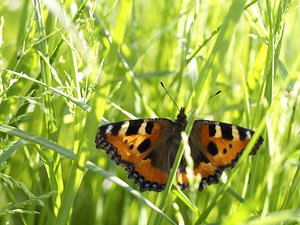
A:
[175,107,187,129]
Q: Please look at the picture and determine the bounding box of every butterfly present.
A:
[95,107,263,192]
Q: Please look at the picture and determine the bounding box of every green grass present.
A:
[0,0,300,224]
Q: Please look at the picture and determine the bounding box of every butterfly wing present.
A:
[177,120,263,190]
[95,118,183,191]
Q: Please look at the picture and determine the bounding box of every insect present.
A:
[95,86,263,192]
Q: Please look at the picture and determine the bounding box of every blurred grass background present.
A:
[0,0,300,224]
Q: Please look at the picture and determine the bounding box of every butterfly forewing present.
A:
[190,120,263,168]
[179,120,264,190]
[95,118,183,191]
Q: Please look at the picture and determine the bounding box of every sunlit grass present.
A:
[0,0,300,225]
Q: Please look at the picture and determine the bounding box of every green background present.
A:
[0,0,299,224]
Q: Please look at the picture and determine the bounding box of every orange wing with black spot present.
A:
[95,107,263,192]
[177,120,264,190]
[95,118,184,191]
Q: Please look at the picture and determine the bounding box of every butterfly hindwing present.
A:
[177,156,223,190]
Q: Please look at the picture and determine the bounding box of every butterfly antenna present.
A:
[209,90,222,100]
[160,82,180,111]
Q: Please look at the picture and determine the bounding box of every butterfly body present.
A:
[95,108,263,192]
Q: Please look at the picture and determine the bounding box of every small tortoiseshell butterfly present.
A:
[95,108,263,192]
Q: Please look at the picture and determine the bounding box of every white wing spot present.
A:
[105,125,113,134]
[246,130,252,139]
[215,124,222,138]
[138,121,147,134]
[232,126,240,140]
[119,121,130,135]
